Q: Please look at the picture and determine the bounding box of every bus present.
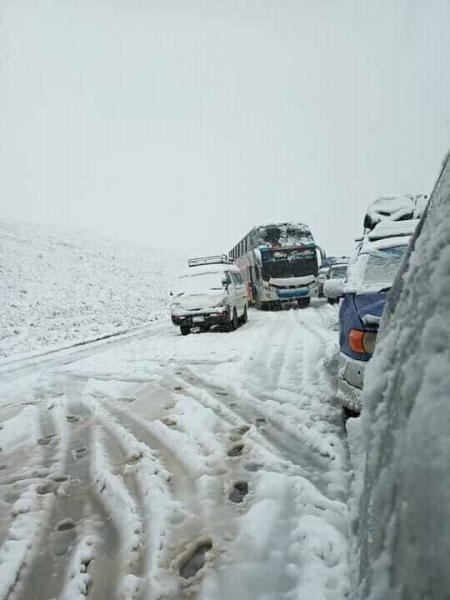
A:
[229,222,323,309]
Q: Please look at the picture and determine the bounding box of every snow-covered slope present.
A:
[0,220,181,359]
[353,153,450,599]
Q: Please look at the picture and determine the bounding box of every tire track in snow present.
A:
[171,367,334,493]
[168,308,347,500]
[10,398,122,600]
[89,390,258,598]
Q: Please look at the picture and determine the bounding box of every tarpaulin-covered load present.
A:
[363,195,428,231]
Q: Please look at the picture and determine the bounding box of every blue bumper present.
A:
[276,287,310,299]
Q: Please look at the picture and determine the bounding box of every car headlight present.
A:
[349,329,377,354]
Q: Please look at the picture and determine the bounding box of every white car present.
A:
[170,255,249,335]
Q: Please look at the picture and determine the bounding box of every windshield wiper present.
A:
[378,286,391,293]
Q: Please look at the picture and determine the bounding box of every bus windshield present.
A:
[261,249,318,280]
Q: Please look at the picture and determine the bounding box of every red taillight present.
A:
[349,329,365,353]
[349,329,377,354]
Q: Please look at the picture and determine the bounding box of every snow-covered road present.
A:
[0,305,351,600]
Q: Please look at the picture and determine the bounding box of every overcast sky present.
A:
[1,0,449,257]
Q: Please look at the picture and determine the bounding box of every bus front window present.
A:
[261,249,318,280]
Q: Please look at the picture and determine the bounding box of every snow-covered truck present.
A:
[325,195,428,416]
[229,222,323,309]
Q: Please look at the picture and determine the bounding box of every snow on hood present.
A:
[172,289,225,311]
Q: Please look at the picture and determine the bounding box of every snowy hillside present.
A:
[0,220,182,359]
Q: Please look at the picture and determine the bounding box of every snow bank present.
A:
[0,220,181,359]
[354,154,450,599]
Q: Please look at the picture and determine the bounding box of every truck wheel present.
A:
[180,325,190,336]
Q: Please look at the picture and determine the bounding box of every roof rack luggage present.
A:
[188,254,232,268]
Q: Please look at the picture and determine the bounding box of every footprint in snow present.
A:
[179,539,213,579]
[228,481,249,504]
[66,415,81,423]
[56,518,76,532]
[227,443,245,457]
[72,447,87,460]
[37,480,58,495]
[161,416,178,428]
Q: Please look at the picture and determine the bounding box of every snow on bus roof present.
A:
[253,222,314,247]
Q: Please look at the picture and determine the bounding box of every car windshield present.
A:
[261,249,318,280]
[177,271,224,295]
[329,266,347,279]
[361,245,407,292]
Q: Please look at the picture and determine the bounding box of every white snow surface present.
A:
[0,220,181,360]
[352,155,450,599]
[0,303,352,599]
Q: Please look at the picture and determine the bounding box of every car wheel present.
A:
[228,308,238,331]
[180,325,190,336]
[297,297,310,309]
[241,305,248,324]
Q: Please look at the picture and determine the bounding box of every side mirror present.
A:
[318,246,326,261]
[324,279,345,299]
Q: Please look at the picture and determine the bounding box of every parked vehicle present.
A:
[327,262,348,304]
[229,222,323,309]
[170,255,249,335]
[326,198,427,416]
[356,155,449,600]
[316,265,330,298]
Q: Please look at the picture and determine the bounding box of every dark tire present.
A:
[297,297,311,309]
[228,308,239,331]
[180,325,190,336]
[241,305,248,324]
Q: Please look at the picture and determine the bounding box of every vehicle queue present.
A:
[170,195,431,420]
